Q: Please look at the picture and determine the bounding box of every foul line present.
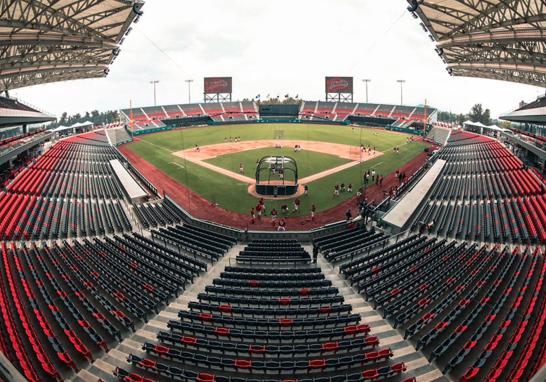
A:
[140,139,174,154]
[170,162,185,169]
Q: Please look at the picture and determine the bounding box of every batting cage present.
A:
[255,156,299,197]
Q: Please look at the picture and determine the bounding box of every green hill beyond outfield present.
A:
[125,124,426,216]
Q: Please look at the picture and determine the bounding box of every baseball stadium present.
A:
[0,1,545,382]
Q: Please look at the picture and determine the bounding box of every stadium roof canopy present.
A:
[408,0,546,87]
[0,0,144,92]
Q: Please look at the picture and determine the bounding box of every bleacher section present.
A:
[115,240,409,382]
[2,122,546,382]
[241,101,258,120]
[408,133,546,243]
[133,199,188,229]
[151,225,236,262]
[426,127,451,146]
[0,226,232,381]
[120,101,436,128]
[319,229,546,381]
[317,225,390,264]
[375,105,395,118]
[106,127,132,146]
[0,129,51,157]
[63,130,110,146]
[0,139,136,240]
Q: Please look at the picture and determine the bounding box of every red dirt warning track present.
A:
[119,142,432,231]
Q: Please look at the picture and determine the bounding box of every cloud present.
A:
[12,0,543,118]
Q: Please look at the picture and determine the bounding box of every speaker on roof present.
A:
[407,0,419,12]
[133,2,144,16]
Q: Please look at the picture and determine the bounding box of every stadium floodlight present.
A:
[150,80,159,106]
[362,79,371,103]
[396,80,406,105]
[185,79,194,103]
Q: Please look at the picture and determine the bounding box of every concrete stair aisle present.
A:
[314,250,450,382]
[72,244,245,382]
[120,200,144,234]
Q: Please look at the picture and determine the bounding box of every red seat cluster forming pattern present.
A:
[119,101,432,128]
[116,241,409,382]
[120,101,258,129]
[319,225,546,381]
[0,140,132,240]
[2,122,545,382]
[0,224,233,381]
[412,133,546,243]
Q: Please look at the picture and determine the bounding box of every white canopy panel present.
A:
[109,159,147,200]
[383,159,446,230]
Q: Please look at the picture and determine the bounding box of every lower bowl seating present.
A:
[321,228,546,382]
[116,241,408,381]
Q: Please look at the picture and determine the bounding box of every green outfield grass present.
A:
[126,123,427,216]
[205,147,351,180]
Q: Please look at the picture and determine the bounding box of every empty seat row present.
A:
[0,230,222,381]
[412,196,546,244]
[133,200,185,228]
[314,226,389,263]
[324,234,546,381]
[116,243,408,381]
[408,133,545,244]
[152,224,236,261]
[0,193,132,240]
[429,169,543,200]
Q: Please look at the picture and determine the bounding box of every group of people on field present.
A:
[333,183,353,197]
[250,199,304,231]
[360,144,376,156]
[249,187,318,230]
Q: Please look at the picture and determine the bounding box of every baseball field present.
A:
[123,123,427,217]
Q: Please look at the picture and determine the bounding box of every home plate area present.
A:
[174,140,383,199]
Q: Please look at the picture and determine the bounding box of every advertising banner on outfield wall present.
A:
[325,77,353,93]
[204,77,233,94]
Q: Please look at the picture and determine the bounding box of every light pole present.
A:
[362,79,371,103]
[150,80,159,106]
[185,79,194,103]
[397,80,405,105]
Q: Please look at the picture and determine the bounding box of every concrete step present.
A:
[315,252,448,382]
[72,245,244,382]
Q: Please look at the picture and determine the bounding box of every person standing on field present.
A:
[256,203,262,220]
[270,208,278,222]
[293,198,300,213]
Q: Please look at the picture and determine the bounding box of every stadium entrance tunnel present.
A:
[254,156,298,197]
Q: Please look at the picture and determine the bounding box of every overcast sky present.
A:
[12,0,545,118]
